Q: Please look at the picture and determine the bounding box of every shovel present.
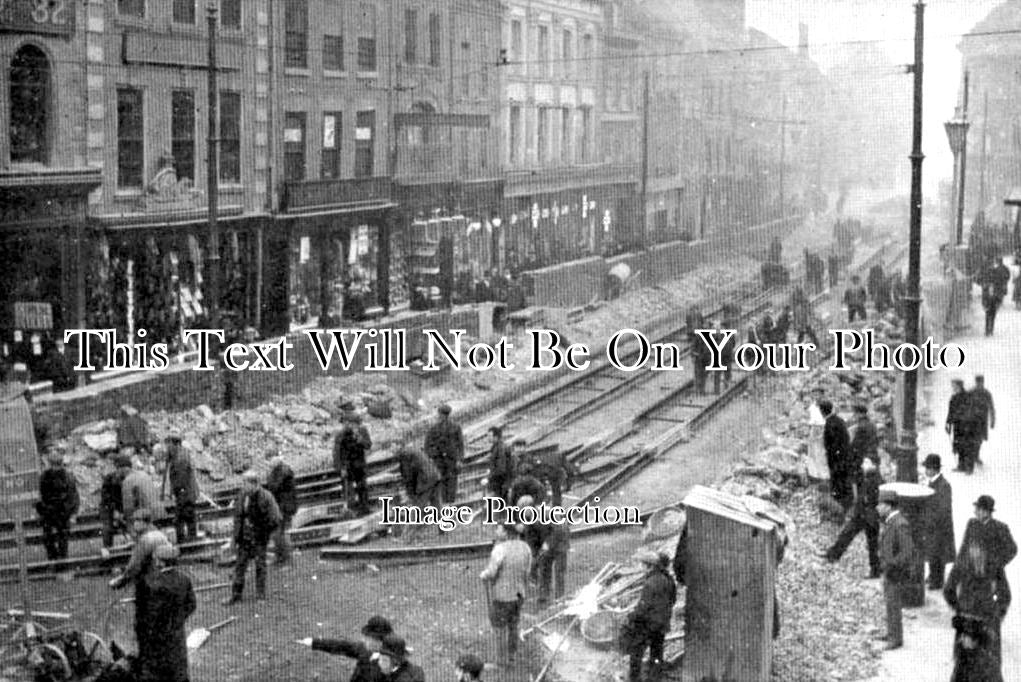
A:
[187,616,237,651]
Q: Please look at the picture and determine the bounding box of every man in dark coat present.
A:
[922,454,955,590]
[821,456,882,578]
[333,411,372,515]
[137,544,196,682]
[945,542,1011,666]
[486,426,515,504]
[819,399,853,513]
[396,445,441,509]
[224,471,281,604]
[377,635,425,682]
[959,496,1017,578]
[100,453,131,553]
[37,451,79,561]
[529,445,577,507]
[947,379,982,474]
[536,522,570,606]
[163,433,199,542]
[950,614,1004,682]
[108,508,172,652]
[686,307,711,394]
[970,375,995,466]
[624,549,676,682]
[297,614,392,682]
[508,464,547,509]
[981,282,1004,337]
[848,403,878,485]
[424,404,464,504]
[843,275,868,322]
[877,489,914,650]
[265,450,297,565]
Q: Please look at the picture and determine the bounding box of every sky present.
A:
[745,0,1003,196]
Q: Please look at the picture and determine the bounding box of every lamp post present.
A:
[944,109,970,246]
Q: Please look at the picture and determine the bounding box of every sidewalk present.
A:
[870,274,1021,681]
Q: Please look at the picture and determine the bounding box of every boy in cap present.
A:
[876,488,914,650]
[424,404,464,504]
[455,653,485,681]
[137,544,196,682]
[224,471,281,604]
[377,635,424,682]
[297,614,393,682]
[921,454,954,590]
[37,451,79,561]
[623,549,676,682]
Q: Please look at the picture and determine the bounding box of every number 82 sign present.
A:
[0,0,74,36]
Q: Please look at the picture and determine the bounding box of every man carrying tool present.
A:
[37,450,79,562]
[296,614,393,682]
[333,407,373,516]
[479,523,532,667]
[163,432,199,542]
[424,404,464,504]
[109,507,172,655]
[265,447,297,565]
[223,470,281,605]
[137,544,196,682]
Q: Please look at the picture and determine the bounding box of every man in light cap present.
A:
[624,548,676,682]
[480,523,532,666]
[224,471,281,604]
[37,451,79,561]
[297,614,393,682]
[876,488,913,649]
[137,543,196,682]
[425,404,464,504]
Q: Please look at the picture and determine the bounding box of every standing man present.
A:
[970,375,996,466]
[99,453,131,555]
[819,399,852,514]
[137,544,196,682]
[479,524,532,667]
[37,451,79,562]
[265,449,297,565]
[485,426,515,505]
[820,456,882,578]
[981,281,1004,337]
[921,454,955,590]
[108,507,172,654]
[843,275,868,323]
[959,496,1017,578]
[877,489,914,650]
[296,614,392,682]
[536,522,570,606]
[947,379,981,474]
[531,447,576,507]
[333,410,372,516]
[163,433,199,543]
[686,307,710,395]
[424,404,464,505]
[223,471,281,605]
[848,404,878,485]
[624,549,676,682]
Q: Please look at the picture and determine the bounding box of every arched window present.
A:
[10,45,50,164]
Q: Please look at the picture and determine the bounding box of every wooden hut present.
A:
[681,485,786,682]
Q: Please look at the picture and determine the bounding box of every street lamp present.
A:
[944,107,970,246]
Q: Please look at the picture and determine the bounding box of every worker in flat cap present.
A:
[37,449,79,562]
[224,470,282,605]
[875,488,914,650]
[377,635,424,682]
[848,403,878,481]
[99,454,132,555]
[920,454,955,590]
[163,431,200,543]
[424,404,464,504]
[623,548,676,682]
[333,408,373,516]
[297,614,393,681]
[480,523,532,667]
[455,652,485,681]
[486,425,515,505]
[137,542,196,682]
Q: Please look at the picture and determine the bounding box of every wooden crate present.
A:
[682,485,782,682]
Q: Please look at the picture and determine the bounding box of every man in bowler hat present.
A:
[921,454,955,590]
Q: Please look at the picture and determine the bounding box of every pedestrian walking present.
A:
[37,451,79,561]
[820,456,882,578]
[108,507,172,653]
[981,283,1004,337]
[479,524,532,667]
[876,489,914,650]
[136,544,196,682]
[950,614,1004,682]
[121,458,164,523]
[377,635,425,682]
[296,614,392,682]
[970,375,995,466]
[454,653,485,682]
[945,543,1011,667]
[99,453,131,554]
[959,495,1017,578]
[622,548,677,682]
[333,410,372,515]
[223,471,281,605]
[921,454,955,590]
[819,399,852,513]
[265,448,297,565]
[485,426,515,504]
[163,432,199,542]
[425,404,464,504]
[844,275,868,322]
[947,379,983,474]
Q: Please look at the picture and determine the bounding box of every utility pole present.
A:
[639,70,650,249]
[956,70,969,245]
[779,94,787,224]
[206,2,220,332]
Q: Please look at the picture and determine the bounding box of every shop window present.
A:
[9,45,50,165]
[117,87,144,189]
[285,0,308,68]
[322,112,341,179]
[354,110,374,178]
[284,112,306,181]
[219,90,241,183]
[171,90,195,183]
[324,35,344,72]
[221,0,241,29]
[405,9,418,64]
[429,13,441,67]
[119,0,144,18]
[173,0,195,24]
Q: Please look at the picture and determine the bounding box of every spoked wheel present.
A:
[28,642,72,681]
[0,621,48,664]
[80,630,112,668]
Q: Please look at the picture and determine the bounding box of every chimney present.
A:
[798,22,809,59]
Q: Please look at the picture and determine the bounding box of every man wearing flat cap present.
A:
[109,506,172,657]
[224,471,281,605]
[137,544,196,682]
[333,410,373,516]
[163,432,200,543]
[297,614,393,682]
[480,524,532,667]
[950,614,1003,681]
[377,634,424,682]
[99,454,132,554]
[623,549,676,682]
[37,451,79,561]
[455,653,485,681]
[486,426,515,505]
[876,488,914,650]
[424,404,464,504]
[920,454,955,590]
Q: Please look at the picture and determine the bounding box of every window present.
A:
[358,38,377,71]
[579,107,591,162]
[509,105,521,164]
[173,0,194,24]
[284,112,306,181]
[510,20,523,74]
[284,0,308,68]
[429,13,441,67]
[581,34,593,78]
[117,87,144,189]
[560,108,571,163]
[9,45,50,164]
[354,111,374,177]
[322,112,341,179]
[171,90,195,183]
[323,35,344,71]
[219,90,240,183]
[221,0,241,29]
[118,0,144,18]
[537,26,549,78]
[405,9,417,64]
[537,108,550,163]
[562,30,573,78]
[357,4,377,71]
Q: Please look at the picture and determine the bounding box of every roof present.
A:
[682,485,788,531]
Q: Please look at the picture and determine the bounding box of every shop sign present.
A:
[0,0,74,37]
[12,302,51,330]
